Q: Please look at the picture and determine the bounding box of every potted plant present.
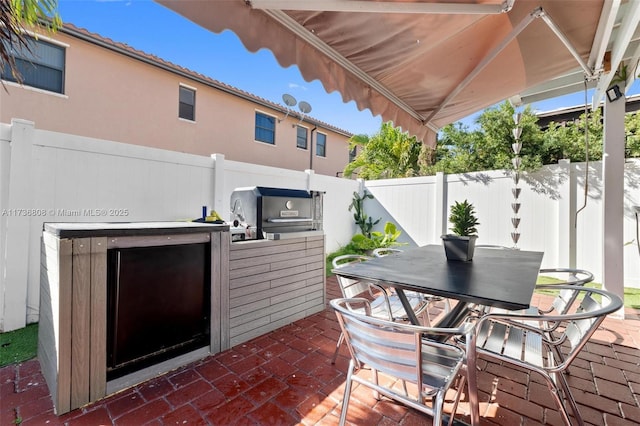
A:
[441,200,480,261]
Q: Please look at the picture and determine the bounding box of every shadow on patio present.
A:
[2,276,640,425]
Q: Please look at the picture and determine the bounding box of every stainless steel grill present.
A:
[230,186,323,241]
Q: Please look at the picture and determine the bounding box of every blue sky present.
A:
[57,0,639,136]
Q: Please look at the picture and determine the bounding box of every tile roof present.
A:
[60,23,353,138]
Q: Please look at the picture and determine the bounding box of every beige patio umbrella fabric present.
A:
[157,0,605,146]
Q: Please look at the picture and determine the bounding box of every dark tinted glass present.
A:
[296,126,307,149]
[317,133,326,157]
[179,86,195,120]
[1,37,65,93]
[255,112,275,144]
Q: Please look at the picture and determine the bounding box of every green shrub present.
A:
[326,222,405,275]
[448,199,480,236]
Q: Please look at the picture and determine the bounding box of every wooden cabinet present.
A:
[39,222,229,414]
[228,234,325,347]
[39,222,324,415]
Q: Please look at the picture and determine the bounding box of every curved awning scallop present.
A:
[156,0,639,145]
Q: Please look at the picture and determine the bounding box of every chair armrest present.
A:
[336,297,373,316]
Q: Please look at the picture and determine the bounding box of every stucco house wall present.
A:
[0,24,353,177]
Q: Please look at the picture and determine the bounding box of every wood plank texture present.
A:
[39,228,231,414]
[39,234,61,413]
[210,232,221,353]
[89,237,107,401]
[220,231,231,351]
[106,232,210,249]
[228,236,325,348]
[71,238,91,409]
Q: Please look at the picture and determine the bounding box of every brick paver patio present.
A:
[2,276,640,425]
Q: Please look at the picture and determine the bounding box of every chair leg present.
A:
[447,374,467,426]
[339,361,356,426]
[556,371,584,426]
[443,298,451,314]
[421,309,431,327]
[433,390,444,426]
[331,332,344,364]
[372,368,381,400]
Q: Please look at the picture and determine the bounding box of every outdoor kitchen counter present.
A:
[40,221,230,415]
[227,234,326,347]
[43,221,229,238]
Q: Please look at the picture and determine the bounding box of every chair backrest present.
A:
[539,268,594,286]
[538,269,595,315]
[332,255,372,298]
[330,297,467,391]
[372,247,403,257]
[479,285,622,372]
[558,286,621,367]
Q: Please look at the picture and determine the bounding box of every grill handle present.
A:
[266,218,313,223]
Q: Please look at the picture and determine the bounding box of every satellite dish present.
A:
[278,94,298,122]
[282,94,297,107]
[298,101,312,114]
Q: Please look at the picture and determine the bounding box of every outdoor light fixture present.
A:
[606,84,623,102]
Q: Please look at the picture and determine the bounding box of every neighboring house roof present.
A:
[536,93,640,129]
[61,23,353,138]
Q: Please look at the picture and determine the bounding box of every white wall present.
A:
[365,160,640,290]
[0,120,358,331]
[0,124,12,331]
[2,119,640,331]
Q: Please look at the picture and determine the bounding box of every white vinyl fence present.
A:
[0,119,360,331]
[1,119,639,331]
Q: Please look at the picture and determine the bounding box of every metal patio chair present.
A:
[537,268,594,287]
[474,285,623,426]
[536,268,594,312]
[331,254,431,363]
[372,247,451,324]
[531,269,596,335]
[331,297,477,426]
[484,267,595,319]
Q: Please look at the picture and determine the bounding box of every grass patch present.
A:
[0,323,38,367]
[535,276,640,309]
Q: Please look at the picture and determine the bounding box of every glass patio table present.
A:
[331,244,544,328]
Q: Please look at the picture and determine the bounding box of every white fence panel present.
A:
[2,122,218,330]
[444,170,517,248]
[363,160,640,288]
[624,161,640,284]
[366,176,439,247]
[220,158,310,219]
[573,162,604,283]
[309,173,360,252]
[2,118,640,331]
[0,123,11,331]
[0,122,360,330]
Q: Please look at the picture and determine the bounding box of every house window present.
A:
[1,35,65,94]
[316,133,327,157]
[179,86,196,121]
[255,112,276,144]
[296,126,308,149]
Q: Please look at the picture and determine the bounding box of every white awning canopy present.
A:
[157,0,640,145]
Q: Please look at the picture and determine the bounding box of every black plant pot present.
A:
[441,234,478,261]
